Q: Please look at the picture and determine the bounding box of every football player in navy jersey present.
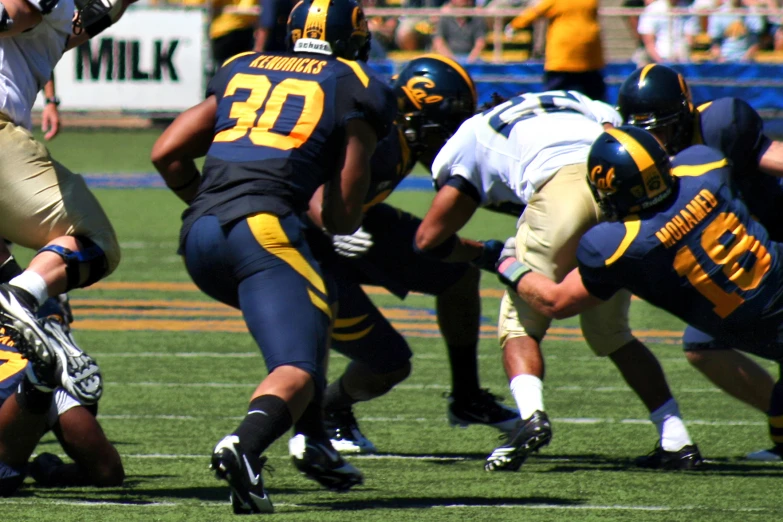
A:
[617,64,783,461]
[301,55,519,456]
[497,125,783,466]
[151,0,395,513]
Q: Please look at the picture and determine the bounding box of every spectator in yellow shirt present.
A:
[507,0,606,101]
[209,0,259,67]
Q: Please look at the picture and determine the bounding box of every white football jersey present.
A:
[0,0,74,129]
[432,90,622,207]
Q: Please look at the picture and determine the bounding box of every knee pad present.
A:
[37,236,108,290]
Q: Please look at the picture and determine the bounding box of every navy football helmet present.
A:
[587,126,676,220]
[392,54,477,155]
[287,0,371,61]
[616,64,695,155]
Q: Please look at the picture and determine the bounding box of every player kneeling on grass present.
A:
[0,298,123,495]
[497,126,783,467]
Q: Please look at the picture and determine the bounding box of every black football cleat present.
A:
[635,443,704,470]
[484,410,552,472]
[746,444,783,462]
[448,388,519,433]
[288,434,363,491]
[29,452,66,486]
[0,285,102,404]
[211,435,273,514]
[325,407,377,454]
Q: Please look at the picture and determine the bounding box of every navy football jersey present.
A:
[693,98,783,239]
[181,51,396,240]
[364,124,417,209]
[578,145,783,351]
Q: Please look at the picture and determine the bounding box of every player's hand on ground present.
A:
[332,226,374,258]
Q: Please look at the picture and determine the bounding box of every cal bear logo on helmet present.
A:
[401,76,444,110]
[351,6,368,36]
[589,165,617,194]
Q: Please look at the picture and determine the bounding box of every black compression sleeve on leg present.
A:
[233,395,292,459]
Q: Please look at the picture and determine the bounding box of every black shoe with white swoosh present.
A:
[211,435,273,514]
[484,410,552,472]
[0,285,102,404]
[447,388,519,433]
[288,434,364,491]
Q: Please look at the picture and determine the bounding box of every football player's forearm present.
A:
[759,141,783,177]
[415,185,478,255]
[151,96,216,204]
[322,120,375,235]
[515,269,600,319]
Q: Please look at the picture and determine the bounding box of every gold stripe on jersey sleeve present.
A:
[672,159,727,178]
[336,57,369,87]
[332,324,374,341]
[334,314,369,328]
[221,51,256,68]
[604,218,641,266]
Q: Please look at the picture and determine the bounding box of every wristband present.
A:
[496,257,532,289]
[471,239,503,272]
[45,96,60,106]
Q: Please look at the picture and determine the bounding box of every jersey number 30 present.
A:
[214,73,324,150]
[674,211,771,318]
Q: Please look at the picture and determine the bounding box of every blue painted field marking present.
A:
[83,173,434,191]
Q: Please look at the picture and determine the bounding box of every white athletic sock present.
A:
[509,374,544,420]
[650,398,692,451]
[9,271,49,307]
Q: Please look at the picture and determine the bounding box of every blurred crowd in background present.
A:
[134,0,783,70]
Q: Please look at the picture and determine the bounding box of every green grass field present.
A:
[2,129,782,521]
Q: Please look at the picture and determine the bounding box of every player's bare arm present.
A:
[321,118,376,235]
[759,140,783,176]
[0,0,42,36]
[415,185,484,263]
[151,95,217,204]
[508,266,604,319]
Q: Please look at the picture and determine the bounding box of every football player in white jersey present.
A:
[0,0,133,494]
[414,90,701,472]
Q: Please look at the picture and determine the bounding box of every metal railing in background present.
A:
[196,4,783,63]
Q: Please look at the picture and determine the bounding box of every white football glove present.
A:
[332,226,374,258]
[499,236,516,261]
